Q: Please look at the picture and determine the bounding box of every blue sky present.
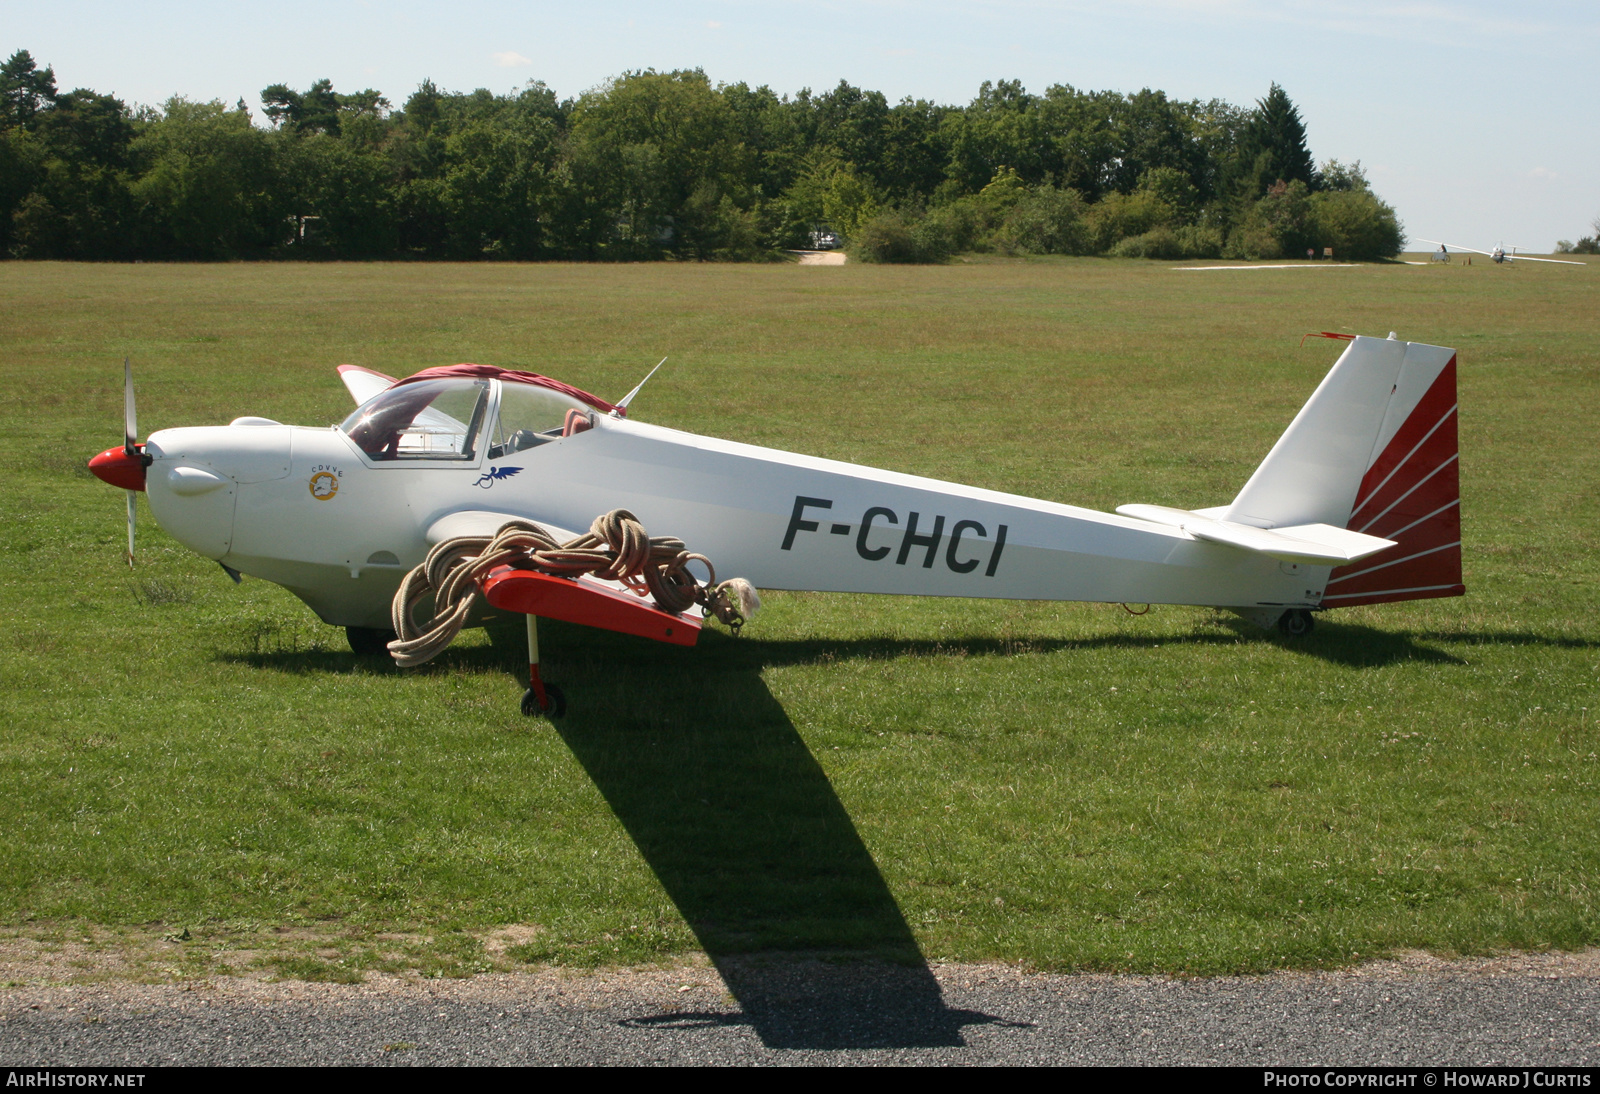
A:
[12,1,1597,249]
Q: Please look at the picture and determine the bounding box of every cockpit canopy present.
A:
[490,381,594,458]
[342,378,489,460]
[341,377,594,461]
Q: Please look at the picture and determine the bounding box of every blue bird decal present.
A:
[473,465,523,489]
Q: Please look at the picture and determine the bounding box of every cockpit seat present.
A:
[563,409,594,437]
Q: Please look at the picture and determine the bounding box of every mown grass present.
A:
[0,254,1595,979]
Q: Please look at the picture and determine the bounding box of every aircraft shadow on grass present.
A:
[226,610,1554,679]
[221,615,1597,1047]
[516,624,1014,1050]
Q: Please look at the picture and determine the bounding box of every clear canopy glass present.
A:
[487,383,592,459]
[341,378,490,461]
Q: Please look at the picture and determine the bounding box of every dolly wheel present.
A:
[521,683,566,719]
[1277,609,1315,638]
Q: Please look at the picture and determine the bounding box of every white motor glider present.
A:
[90,332,1463,715]
[1417,239,1586,266]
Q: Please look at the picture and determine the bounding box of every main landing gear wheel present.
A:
[346,625,397,656]
[1277,609,1316,638]
[521,683,566,719]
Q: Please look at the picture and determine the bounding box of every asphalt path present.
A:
[3,953,1598,1066]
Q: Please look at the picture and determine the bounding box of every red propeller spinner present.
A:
[88,445,148,491]
[87,359,150,565]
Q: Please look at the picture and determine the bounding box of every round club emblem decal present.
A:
[309,471,339,500]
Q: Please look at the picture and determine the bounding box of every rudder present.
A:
[1322,348,1463,606]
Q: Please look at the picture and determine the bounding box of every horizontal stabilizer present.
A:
[1115,504,1396,565]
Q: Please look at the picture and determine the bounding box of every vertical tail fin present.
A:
[1225,335,1463,607]
[1322,348,1463,606]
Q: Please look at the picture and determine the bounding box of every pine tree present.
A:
[1237,83,1316,198]
[0,50,58,130]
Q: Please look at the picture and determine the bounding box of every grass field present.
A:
[0,253,1596,983]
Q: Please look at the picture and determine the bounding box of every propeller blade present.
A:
[126,490,136,567]
[123,357,138,458]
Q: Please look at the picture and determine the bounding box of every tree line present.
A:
[1555,219,1599,255]
[0,50,1404,263]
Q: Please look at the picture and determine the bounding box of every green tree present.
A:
[130,98,290,258]
[1570,219,1600,255]
[942,79,1049,194]
[435,110,559,258]
[262,79,390,140]
[557,70,756,259]
[1318,158,1368,193]
[283,134,395,256]
[0,50,57,130]
[15,89,137,258]
[1032,85,1120,199]
[1087,188,1177,251]
[1103,89,1202,196]
[1308,188,1403,259]
[0,127,45,255]
[994,185,1091,254]
[262,79,342,135]
[1232,84,1316,200]
[1225,178,1313,259]
[876,97,951,201]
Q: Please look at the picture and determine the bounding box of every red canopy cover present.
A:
[392,364,620,415]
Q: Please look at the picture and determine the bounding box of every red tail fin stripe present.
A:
[1326,540,1461,585]
[1351,404,1457,516]
[1356,356,1459,486]
[1357,508,1461,560]
[1380,498,1461,543]
[1326,548,1464,600]
[1351,422,1459,533]
[1350,357,1457,508]
[1356,454,1459,535]
[1321,583,1465,604]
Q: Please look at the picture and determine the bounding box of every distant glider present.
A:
[1418,239,1586,266]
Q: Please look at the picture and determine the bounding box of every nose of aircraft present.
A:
[89,446,148,491]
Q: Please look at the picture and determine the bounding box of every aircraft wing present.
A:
[1417,238,1493,258]
[337,365,399,405]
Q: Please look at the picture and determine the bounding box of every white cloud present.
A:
[1527,166,1558,181]
[491,51,533,68]
[706,20,723,28]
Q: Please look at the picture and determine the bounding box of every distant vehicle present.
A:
[1418,239,1586,266]
[809,228,840,250]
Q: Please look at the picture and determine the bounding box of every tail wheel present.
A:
[1277,609,1315,638]
[521,683,567,719]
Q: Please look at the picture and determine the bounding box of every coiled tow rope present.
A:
[387,509,760,668]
